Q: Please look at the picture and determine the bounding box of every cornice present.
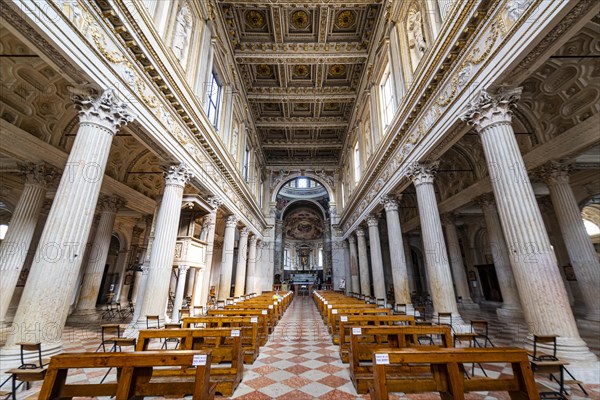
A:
[92,0,267,231]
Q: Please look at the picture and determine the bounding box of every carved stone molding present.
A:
[381,195,399,212]
[207,196,224,209]
[225,214,239,228]
[406,161,439,186]
[164,163,193,187]
[355,227,365,237]
[366,214,380,227]
[99,195,125,213]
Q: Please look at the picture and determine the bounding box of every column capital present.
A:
[20,162,56,188]
[381,195,400,212]
[348,235,356,244]
[99,195,125,213]
[249,234,258,245]
[72,88,136,133]
[460,87,522,132]
[164,163,193,187]
[225,215,238,228]
[240,227,250,237]
[206,195,223,210]
[406,161,439,186]
[541,161,571,186]
[366,214,380,227]
[440,213,456,225]
[178,264,190,273]
[355,227,366,237]
[476,193,496,208]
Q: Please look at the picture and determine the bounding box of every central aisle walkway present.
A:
[229,296,363,399]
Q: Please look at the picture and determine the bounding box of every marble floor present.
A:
[2,296,599,399]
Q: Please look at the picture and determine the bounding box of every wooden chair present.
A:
[96,324,136,353]
[2,343,48,400]
[145,315,160,329]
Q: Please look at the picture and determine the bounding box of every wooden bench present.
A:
[207,309,270,343]
[324,303,378,328]
[38,351,215,400]
[331,308,395,344]
[370,348,539,400]
[349,325,453,393]
[182,316,261,364]
[337,315,415,362]
[136,328,243,396]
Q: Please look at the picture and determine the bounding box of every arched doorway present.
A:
[273,177,331,291]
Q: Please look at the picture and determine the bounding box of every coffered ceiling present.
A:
[218,1,382,165]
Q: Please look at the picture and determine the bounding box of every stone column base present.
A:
[496,306,524,322]
[577,318,599,331]
[432,311,470,333]
[66,308,102,323]
[459,300,480,310]
[0,342,63,369]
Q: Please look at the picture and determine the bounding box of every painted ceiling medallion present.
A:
[256,64,272,77]
[336,10,356,29]
[329,64,347,77]
[245,10,266,29]
[291,10,310,30]
[293,64,310,77]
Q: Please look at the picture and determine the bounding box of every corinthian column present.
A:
[218,215,238,300]
[3,89,134,355]
[136,164,192,324]
[407,162,463,325]
[477,195,524,319]
[381,196,412,308]
[70,196,123,321]
[245,235,258,294]
[196,197,221,307]
[0,164,51,323]
[355,228,371,296]
[544,162,600,322]
[348,236,360,294]
[233,228,249,297]
[441,214,478,310]
[366,215,386,300]
[461,87,595,361]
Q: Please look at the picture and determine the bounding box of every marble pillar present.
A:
[131,214,155,320]
[381,196,412,307]
[0,164,50,323]
[245,235,258,294]
[171,264,189,323]
[274,219,283,280]
[233,228,249,297]
[343,241,351,295]
[462,87,595,361]
[478,195,524,319]
[356,228,371,296]
[218,215,238,300]
[366,215,386,301]
[70,196,122,320]
[196,197,221,307]
[544,163,600,322]
[407,162,463,324]
[136,164,192,324]
[348,236,360,294]
[441,214,478,310]
[3,89,134,355]
[118,225,144,304]
[323,218,333,280]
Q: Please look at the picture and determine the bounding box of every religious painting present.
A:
[284,207,323,240]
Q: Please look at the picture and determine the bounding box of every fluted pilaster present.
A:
[218,215,238,300]
[355,228,371,296]
[196,198,220,307]
[407,162,463,324]
[234,228,250,297]
[381,195,412,307]
[366,215,386,300]
[136,164,192,324]
[4,89,134,353]
[348,236,360,294]
[462,87,594,361]
[245,235,258,295]
[544,163,600,322]
[0,164,51,323]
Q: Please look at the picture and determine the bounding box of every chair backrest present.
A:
[146,315,160,329]
[101,324,122,339]
[533,335,558,360]
[437,312,452,326]
[165,323,182,329]
[471,320,488,336]
[19,342,43,368]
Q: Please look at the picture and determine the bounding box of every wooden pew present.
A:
[207,309,269,345]
[337,315,414,362]
[349,325,453,394]
[222,305,276,334]
[324,303,378,328]
[370,348,539,400]
[136,328,243,396]
[182,316,261,364]
[331,308,393,343]
[38,350,215,400]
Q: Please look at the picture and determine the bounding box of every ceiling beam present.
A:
[262,141,343,149]
[247,88,356,101]
[255,117,348,128]
[222,0,377,4]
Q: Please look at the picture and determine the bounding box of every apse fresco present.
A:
[284,207,324,240]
